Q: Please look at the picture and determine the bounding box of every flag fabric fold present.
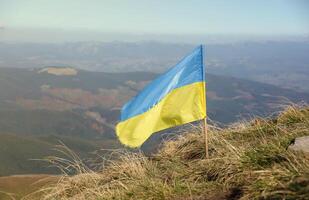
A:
[116,45,206,147]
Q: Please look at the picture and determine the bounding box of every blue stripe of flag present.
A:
[120,45,204,121]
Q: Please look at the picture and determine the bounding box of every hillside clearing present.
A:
[38,67,78,76]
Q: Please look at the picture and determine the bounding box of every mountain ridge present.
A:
[1,41,308,91]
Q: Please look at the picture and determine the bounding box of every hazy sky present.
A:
[0,0,308,42]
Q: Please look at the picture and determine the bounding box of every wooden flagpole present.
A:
[201,44,208,158]
[204,117,209,158]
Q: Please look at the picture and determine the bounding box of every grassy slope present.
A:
[0,175,57,200]
[0,110,114,139]
[0,134,120,176]
[0,134,54,176]
[29,106,309,200]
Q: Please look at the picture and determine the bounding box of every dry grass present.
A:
[0,175,57,200]
[28,105,309,200]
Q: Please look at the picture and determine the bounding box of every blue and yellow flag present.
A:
[116,45,206,147]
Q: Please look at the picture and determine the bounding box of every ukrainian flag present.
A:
[116,45,206,147]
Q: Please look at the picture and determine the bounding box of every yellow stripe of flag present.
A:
[116,45,206,147]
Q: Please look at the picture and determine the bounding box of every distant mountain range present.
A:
[0,41,308,91]
[0,67,308,175]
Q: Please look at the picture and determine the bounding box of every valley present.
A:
[0,67,308,176]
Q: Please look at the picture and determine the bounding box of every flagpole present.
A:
[201,45,209,159]
[204,117,209,158]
